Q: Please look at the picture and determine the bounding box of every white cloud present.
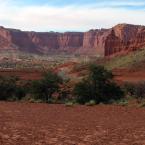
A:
[0,1,145,32]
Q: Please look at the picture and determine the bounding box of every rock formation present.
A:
[0,24,145,56]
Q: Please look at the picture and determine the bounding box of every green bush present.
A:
[74,64,124,104]
[123,82,136,96]
[0,76,17,100]
[115,98,128,106]
[123,82,145,100]
[15,86,26,100]
[73,79,92,104]
[0,71,63,103]
[0,76,27,101]
[134,82,145,99]
[30,71,63,102]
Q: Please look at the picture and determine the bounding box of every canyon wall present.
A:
[0,24,145,56]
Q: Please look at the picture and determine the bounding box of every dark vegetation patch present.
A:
[0,62,145,106]
[0,64,125,105]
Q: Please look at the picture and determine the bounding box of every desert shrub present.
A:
[0,76,28,101]
[65,101,74,107]
[115,98,128,106]
[73,79,92,104]
[123,82,136,96]
[139,101,145,107]
[0,76,18,100]
[123,82,145,100]
[74,64,124,104]
[30,71,62,102]
[30,80,45,100]
[58,70,70,83]
[15,86,26,100]
[104,82,124,102]
[85,100,96,106]
[134,82,145,99]
[59,81,73,102]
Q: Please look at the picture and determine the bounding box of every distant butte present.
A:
[0,24,145,56]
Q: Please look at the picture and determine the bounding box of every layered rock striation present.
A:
[0,24,145,56]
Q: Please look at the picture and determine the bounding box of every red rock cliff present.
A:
[0,24,145,56]
[105,24,145,56]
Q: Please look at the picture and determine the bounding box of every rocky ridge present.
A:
[0,24,145,56]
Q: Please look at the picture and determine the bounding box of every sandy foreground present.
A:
[0,102,145,145]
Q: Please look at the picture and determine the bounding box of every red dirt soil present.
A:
[0,102,145,145]
[0,69,43,80]
[0,67,145,84]
[113,69,145,83]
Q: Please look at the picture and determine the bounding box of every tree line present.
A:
[1,63,144,105]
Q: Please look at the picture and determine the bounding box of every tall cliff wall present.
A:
[0,24,145,56]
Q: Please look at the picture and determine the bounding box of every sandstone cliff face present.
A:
[28,32,59,53]
[104,24,145,56]
[0,24,145,56]
[0,27,18,50]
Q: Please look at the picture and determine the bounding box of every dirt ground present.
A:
[113,69,145,83]
[0,102,145,145]
[1,67,145,83]
[0,69,42,80]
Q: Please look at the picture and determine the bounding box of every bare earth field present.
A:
[0,102,145,145]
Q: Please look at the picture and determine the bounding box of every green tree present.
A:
[74,79,92,104]
[15,86,26,100]
[31,71,62,102]
[0,76,18,100]
[74,64,123,104]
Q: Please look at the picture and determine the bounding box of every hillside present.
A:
[54,48,145,84]
[104,48,145,70]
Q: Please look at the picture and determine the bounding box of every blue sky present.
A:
[13,0,145,7]
[0,0,145,31]
[12,0,145,8]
